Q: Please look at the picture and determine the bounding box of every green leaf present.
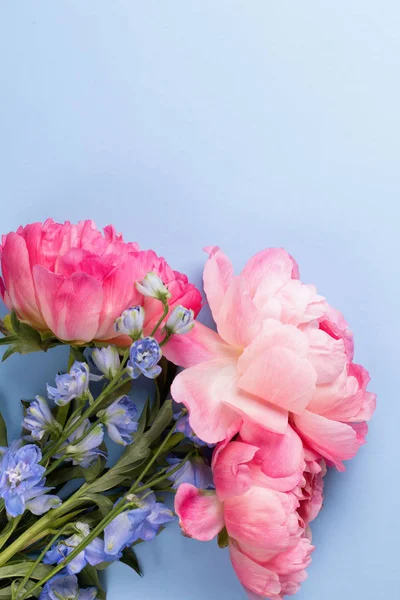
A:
[217,527,229,549]
[156,432,184,455]
[0,562,53,580]
[79,566,106,600]
[94,379,133,413]
[68,346,87,369]
[142,400,174,446]
[0,335,18,346]
[1,346,17,362]
[0,411,7,446]
[81,493,114,518]
[120,548,143,577]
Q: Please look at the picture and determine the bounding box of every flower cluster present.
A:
[0,221,375,600]
[169,246,376,598]
[0,442,61,517]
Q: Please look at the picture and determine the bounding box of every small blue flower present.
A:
[166,456,214,490]
[91,346,120,380]
[127,337,162,380]
[104,492,175,556]
[39,572,97,600]
[44,522,116,575]
[136,272,171,302]
[114,306,145,338]
[55,419,106,468]
[47,361,90,406]
[165,305,195,335]
[22,396,61,441]
[0,441,61,517]
[99,396,138,446]
[174,413,214,448]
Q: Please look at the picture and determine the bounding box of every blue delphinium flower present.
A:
[104,492,175,556]
[136,272,171,302]
[0,441,61,517]
[98,396,138,446]
[174,413,214,448]
[166,456,214,490]
[54,419,105,468]
[165,305,195,335]
[91,346,120,380]
[114,306,145,338]
[39,572,97,600]
[127,337,162,380]
[22,396,62,441]
[47,361,90,406]
[44,522,116,575]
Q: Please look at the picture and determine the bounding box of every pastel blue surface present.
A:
[0,2,398,598]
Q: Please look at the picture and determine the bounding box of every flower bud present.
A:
[127,337,162,380]
[136,272,171,302]
[166,305,195,335]
[91,346,120,379]
[47,362,90,407]
[114,306,145,338]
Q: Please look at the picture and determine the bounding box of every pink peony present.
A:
[175,428,316,599]
[0,219,202,344]
[170,247,376,470]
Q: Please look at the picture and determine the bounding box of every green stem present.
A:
[134,451,194,493]
[43,349,130,462]
[45,455,68,477]
[16,524,71,596]
[0,516,22,552]
[16,499,135,600]
[0,484,88,568]
[150,303,169,337]
[130,425,177,493]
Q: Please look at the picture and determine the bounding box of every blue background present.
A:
[0,2,399,598]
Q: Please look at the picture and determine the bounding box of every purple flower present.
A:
[43,522,116,575]
[0,441,61,517]
[127,337,162,380]
[22,396,61,441]
[115,306,145,338]
[39,572,97,600]
[166,456,214,490]
[165,305,195,335]
[91,346,120,379]
[47,362,90,406]
[104,492,174,556]
[99,396,138,446]
[55,419,105,468]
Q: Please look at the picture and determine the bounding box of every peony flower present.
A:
[0,219,202,344]
[169,247,376,470]
[175,428,315,600]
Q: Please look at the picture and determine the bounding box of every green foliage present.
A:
[0,312,61,361]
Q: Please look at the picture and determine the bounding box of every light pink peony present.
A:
[0,219,202,344]
[175,428,316,599]
[170,247,376,470]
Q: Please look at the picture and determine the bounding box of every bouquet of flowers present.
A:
[0,220,375,600]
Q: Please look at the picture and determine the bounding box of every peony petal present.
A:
[223,391,288,435]
[164,321,239,368]
[306,327,347,385]
[33,266,103,342]
[241,248,297,304]
[229,544,281,597]
[238,346,316,415]
[170,356,243,443]
[1,232,44,327]
[224,487,293,558]
[212,441,259,501]
[293,410,365,471]
[203,246,234,323]
[240,422,304,492]
[215,276,263,348]
[175,484,224,541]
